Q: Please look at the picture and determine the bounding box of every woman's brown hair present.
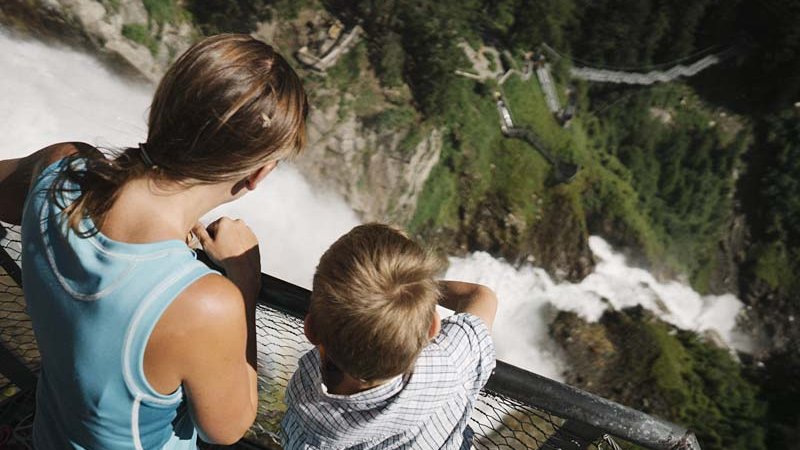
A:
[51,34,308,235]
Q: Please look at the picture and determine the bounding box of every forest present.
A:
[116,0,800,448]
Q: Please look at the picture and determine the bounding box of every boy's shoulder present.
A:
[424,312,496,389]
[432,313,495,356]
[285,348,324,402]
[282,314,496,449]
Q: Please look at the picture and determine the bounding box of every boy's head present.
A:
[306,223,445,382]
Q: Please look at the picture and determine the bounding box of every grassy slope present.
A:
[409,60,665,275]
[414,42,753,291]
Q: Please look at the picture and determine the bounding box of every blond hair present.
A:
[309,223,445,381]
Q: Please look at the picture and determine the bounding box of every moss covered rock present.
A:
[551,308,766,450]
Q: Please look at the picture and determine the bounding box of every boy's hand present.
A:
[192,218,261,300]
[438,281,498,331]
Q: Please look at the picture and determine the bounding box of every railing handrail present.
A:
[486,361,700,450]
[0,224,701,450]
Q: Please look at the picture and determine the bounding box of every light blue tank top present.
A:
[21,159,216,449]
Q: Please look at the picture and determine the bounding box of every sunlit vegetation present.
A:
[121,23,158,54]
[141,0,187,27]
[135,0,800,447]
[604,311,766,450]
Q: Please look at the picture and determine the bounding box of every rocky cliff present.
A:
[0,0,192,81]
[550,308,766,448]
[299,103,442,223]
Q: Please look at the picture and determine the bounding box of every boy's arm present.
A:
[438,280,498,331]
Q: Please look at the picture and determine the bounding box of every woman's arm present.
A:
[159,274,259,445]
[0,142,92,224]
[145,218,261,445]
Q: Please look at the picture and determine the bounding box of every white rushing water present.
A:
[0,31,749,380]
[0,31,359,288]
[445,238,752,379]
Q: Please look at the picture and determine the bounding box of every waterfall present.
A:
[0,31,749,381]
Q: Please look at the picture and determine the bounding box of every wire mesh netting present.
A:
[246,306,623,450]
[0,223,39,377]
[247,306,313,449]
[0,222,632,450]
[0,224,36,449]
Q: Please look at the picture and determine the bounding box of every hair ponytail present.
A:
[50,145,152,237]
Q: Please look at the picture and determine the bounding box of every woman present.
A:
[0,34,307,449]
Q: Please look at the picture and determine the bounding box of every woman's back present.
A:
[22,159,213,449]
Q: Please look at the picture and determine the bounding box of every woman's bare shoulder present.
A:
[145,273,246,393]
[37,141,98,165]
[42,141,90,157]
[166,273,245,331]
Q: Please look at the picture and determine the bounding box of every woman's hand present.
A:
[192,218,259,270]
[192,218,261,300]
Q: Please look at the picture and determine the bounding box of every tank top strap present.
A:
[122,260,216,407]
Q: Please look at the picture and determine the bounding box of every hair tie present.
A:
[260,112,272,128]
[138,143,157,169]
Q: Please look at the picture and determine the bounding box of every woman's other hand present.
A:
[192,218,261,301]
[192,218,259,270]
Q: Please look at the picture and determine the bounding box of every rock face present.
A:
[550,307,728,410]
[0,0,193,82]
[261,9,444,225]
[742,278,800,356]
[450,187,595,280]
[707,212,749,295]
[297,100,442,224]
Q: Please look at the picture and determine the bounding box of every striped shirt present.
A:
[282,313,496,449]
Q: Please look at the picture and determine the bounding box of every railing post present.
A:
[0,224,23,287]
[0,341,36,391]
[485,361,701,450]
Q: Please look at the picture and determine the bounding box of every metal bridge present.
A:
[458,40,734,129]
[495,93,579,183]
[540,43,736,86]
[0,222,700,450]
[570,55,721,85]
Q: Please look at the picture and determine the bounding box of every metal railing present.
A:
[0,222,700,450]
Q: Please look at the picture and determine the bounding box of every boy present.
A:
[282,223,498,449]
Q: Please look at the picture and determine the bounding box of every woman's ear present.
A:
[245,160,278,191]
[428,310,441,340]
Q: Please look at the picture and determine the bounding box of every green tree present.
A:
[187,0,271,34]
